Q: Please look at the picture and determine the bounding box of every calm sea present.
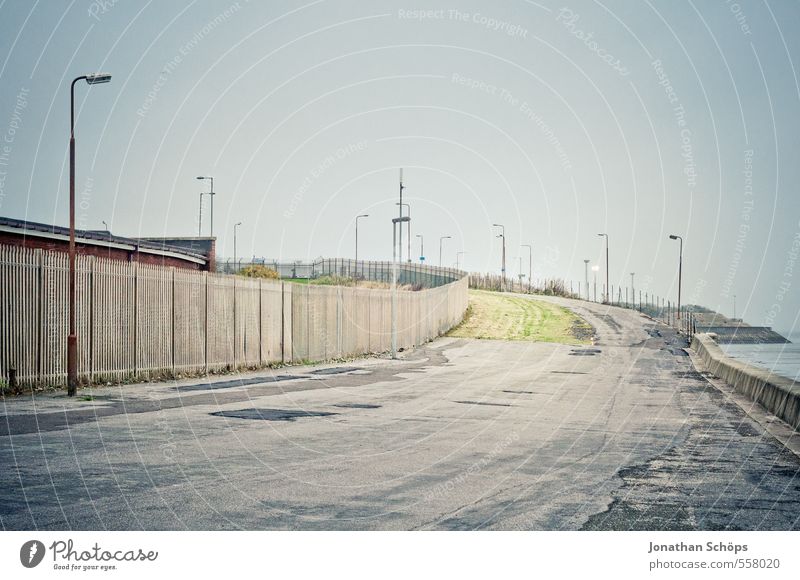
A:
[720,331,800,382]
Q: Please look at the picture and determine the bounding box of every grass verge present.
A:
[447,290,593,344]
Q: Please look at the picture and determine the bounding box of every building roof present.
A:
[0,215,211,265]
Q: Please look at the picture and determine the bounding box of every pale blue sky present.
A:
[1,0,799,333]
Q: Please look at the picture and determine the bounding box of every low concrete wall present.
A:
[691,333,800,431]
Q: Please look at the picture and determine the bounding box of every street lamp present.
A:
[67,72,112,397]
[493,224,505,289]
[416,234,424,263]
[592,264,599,302]
[233,222,242,271]
[355,214,369,275]
[669,234,683,320]
[396,202,411,263]
[521,244,532,292]
[196,176,215,236]
[597,233,609,303]
[583,259,590,300]
[456,251,466,270]
[439,235,451,267]
[630,272,635,307]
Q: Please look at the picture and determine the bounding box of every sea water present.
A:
[720,332,800,382]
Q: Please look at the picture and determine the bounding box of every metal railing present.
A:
[217,258,464,289]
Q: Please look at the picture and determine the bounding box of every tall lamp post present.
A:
[493,224,505,289]
[597,233,609,303]
[669,234,683,320]
[233,221,242,271]
[416,234,424,263]
[67,72,112,397]
[355,214,369,271]
[396,202,411,263]
[439,235,451,267]
[583,259,590,300]
[456,251,466,270]
[630,272,635,307]
[196,176,215,236]
[521,244,532,292]
[592,265,599,302]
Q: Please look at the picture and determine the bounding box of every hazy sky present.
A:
[1,0,799,333]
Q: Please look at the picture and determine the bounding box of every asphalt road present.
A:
[2,296,799,530]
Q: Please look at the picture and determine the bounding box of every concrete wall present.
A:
[691,333,800,431]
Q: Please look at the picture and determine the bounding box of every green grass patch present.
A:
[447,290,593,345]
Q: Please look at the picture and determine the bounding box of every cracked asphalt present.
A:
[1,295,799,530]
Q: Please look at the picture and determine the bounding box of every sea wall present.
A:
[691,333,800,431]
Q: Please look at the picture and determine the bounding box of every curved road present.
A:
[1,295,799,530]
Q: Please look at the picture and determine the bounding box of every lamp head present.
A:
[85,73,111,85]
[669,234,678,240]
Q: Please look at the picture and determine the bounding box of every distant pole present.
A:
[439,235,451,267]
[592,265,599,302]
[597,233,609,303]
[493,224,505,289]
[355,214,369,274]
[456,251,465,270]
[233,222,242,270]
[197,176,215,236]
[522,244,532,292]
[396,202,411,264]
[398,169,405,263]
[416,234,424,263]
[584,259,590,300]
[669,235,683,319]
[733,294,737,321]
[630,272,635,308]
[198,192,207,236]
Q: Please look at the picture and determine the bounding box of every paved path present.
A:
[2,296,799,530]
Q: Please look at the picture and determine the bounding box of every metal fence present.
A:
[0,244,468,388]
[217,258,463,288]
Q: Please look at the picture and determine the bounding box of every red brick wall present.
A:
[0,232,207,271]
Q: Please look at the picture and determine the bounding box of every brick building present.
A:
[0,216,215,271]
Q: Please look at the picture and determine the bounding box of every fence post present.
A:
[233,274,237,369]
[133,262,139,377]
[89,257,95,383]
[36,249,43,383]
[171,267,176,373]
[204,272,209,374]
